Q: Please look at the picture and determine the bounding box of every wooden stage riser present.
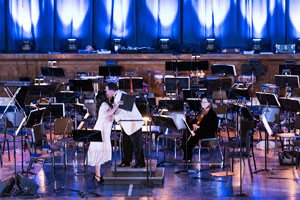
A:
[0,53,299,96]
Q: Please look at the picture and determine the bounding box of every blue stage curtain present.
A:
[0,0,5,51]
[81,0,136,50]
[182,0,286,51]
[286,0,300,44]
[54,0,93,51]
[136,0,181,48]
[7,0,54,52]
[1,0,299,52]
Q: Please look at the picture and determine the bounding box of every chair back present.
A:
[245,130,254,153]
[31,123,47,152]
[54,117,73,137]
[5,111,24,128]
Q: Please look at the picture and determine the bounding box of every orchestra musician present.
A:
[87,92,119,183]
[183,97,219,162]
[105,82,146,168]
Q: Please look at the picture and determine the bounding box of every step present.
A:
[103,167,164,186]
[110,160,158,176]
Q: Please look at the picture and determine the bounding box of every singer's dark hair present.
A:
[95,92,111,115]
[107,82,118,91]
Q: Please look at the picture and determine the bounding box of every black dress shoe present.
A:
[118,163,130,167]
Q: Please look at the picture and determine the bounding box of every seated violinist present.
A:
[183,97,219,162]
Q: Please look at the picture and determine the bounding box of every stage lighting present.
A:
[20,40,33,52]
[112,39,122,52]
[205,38,216,53]
[252,38,261,53]
[67,38,77,52]
[159,38,170,50]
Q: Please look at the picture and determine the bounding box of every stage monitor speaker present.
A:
[17,174,39,196]
[0,175,14,195]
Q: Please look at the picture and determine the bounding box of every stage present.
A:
[1,131,300,199]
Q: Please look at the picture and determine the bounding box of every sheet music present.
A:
[168,113,186,130]
[261,114,273,136]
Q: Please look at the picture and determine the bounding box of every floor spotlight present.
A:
[159,38,170,50]
[205,38,216,53]
[252,38,262,53]
[112,39,122,52]
[20,40,33,52]
[67,38,77,52]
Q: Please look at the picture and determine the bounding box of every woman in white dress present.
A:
[87,92,119,183]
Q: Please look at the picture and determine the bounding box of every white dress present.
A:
[87,102,113,166]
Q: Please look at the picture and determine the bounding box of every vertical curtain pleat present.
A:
[1,0,297,52]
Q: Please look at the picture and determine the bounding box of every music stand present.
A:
[118,77,143,90]
[279,98,300,130]
[279,64,300,75]
[186,98,201,112]
[69,79,94,92]
[41,67,65,77]
[55,92,79,103]
[206,77,232,98]
[72,130,102,197]
[38,103,65,118]
[26,108,46,128]
[255,92,280,108]
[211,64,237,76]
[254,93,279,174]
[152,115,179,166]
[279,98,300,114]
[24,85,58,105]
[165,61,209,71]
[99,65,122,77]
[11,108,45,197]
[164,77,190,93]
[275,75,300,89]
[241,63,265,106]
[226,88,250,100]
[182,88,207,100]
[135,95,156,117]
[241,64,265,76]
[158,100,184,112]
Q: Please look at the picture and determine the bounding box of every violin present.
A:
[195,106,210,126]
[187,106,210,141]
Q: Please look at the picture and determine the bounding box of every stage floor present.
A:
[1,135,300,199]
